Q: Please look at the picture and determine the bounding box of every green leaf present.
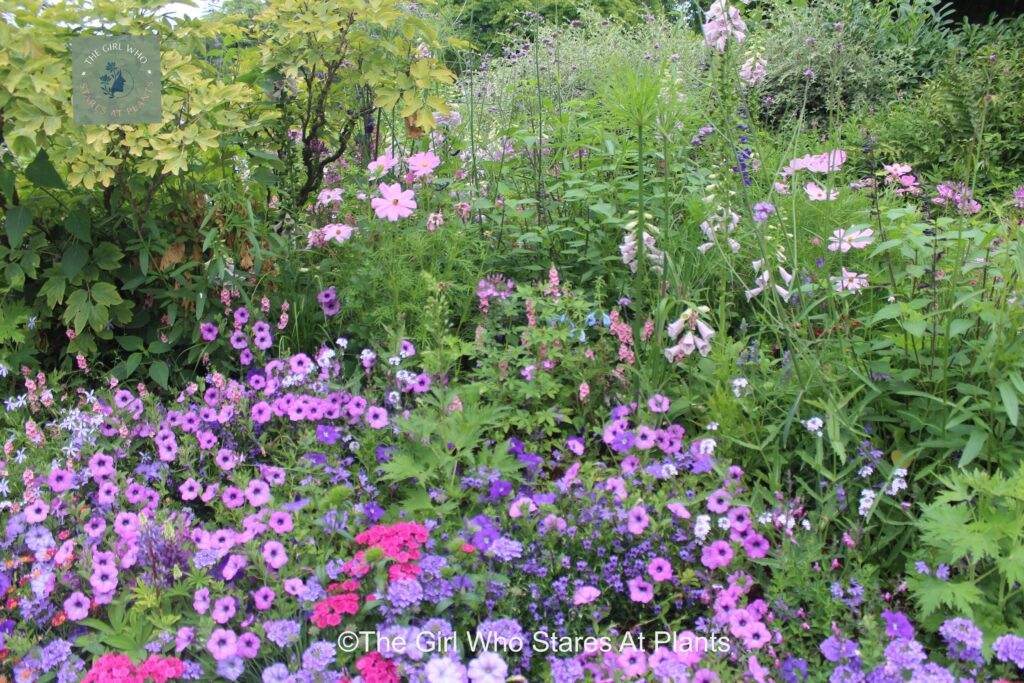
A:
[93,242,124,270]
[959,429,987,468]
[998,381,1019,427]
[116,335,144,352]
[39,275,67,308]
[65,209,92,244]
[5,205,33,248]
[91,282,123,307]
[25,148,65,189]
[123,352,143,378]
[61,243,90,279]
[148,360,169,388]
[0,166,14,199]
[997,546,1024,587]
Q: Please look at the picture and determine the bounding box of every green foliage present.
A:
[910,468,1024,637]
[872,17,1024,189]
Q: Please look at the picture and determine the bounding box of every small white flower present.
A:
[694,514,712,542]
[706,421,720,431]
[732,377,750,397]
[802,416,824,437]
[717,517,731,530]
[858,489,876,517]
[858,465,874,479]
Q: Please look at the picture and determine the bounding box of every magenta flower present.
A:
[648,557,674,582]
[627,576,654,603]
[207,628,238,661]
[262,541,288,569]
[626,505,650,535]
[743,534,770,559]
[245,479,271,507]
[573,585,601,606]
[253,587,276,611]
[268,511,293,534]
[701,540,734,570]
[200,322,218,341]
[828,227,874,252]
[371,183,417,221]
[647,394,670,413]
[194,587,210,614]
[365,406,389,430]
[24,499,49,523]
[707,488,732,514]
[221,486,245,509]
[212,596,237,625]
[64,591,90,620]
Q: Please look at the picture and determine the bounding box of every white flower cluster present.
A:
[802,416,824,437]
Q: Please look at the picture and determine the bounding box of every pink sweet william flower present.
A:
[574,585,601,605]
[407,151,441,178]
[371,183,417,221]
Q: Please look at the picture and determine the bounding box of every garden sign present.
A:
[71,36,161,125]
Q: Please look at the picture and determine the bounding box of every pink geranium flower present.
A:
[371,183,417,221]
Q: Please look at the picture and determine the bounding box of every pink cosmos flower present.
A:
[831,267,870,293]
[368,153,398,179]
[828,227,873,252]
[804,182,838,201]
[407,151,441,178]
[371,183,416,221]
[323,223,356,243]
[573,586,601,605]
